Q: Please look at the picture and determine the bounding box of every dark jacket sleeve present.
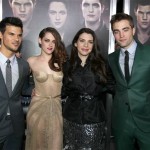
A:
[61,61,70,99]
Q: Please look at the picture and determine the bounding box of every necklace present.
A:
[81,62,86,66]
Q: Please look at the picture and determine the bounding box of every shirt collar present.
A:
[77,55,90,66]
[120,40,137,55]
[0,52,16,65]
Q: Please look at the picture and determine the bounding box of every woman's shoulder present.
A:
[27,56,39,64]
[27,56,42,70]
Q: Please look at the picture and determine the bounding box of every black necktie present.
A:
[6,59,12,116]
[124,51,130,82]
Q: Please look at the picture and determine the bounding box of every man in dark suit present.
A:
[0,17,32,150]
[108,13,150,150]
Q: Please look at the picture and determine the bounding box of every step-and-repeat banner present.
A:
[1,0,149,59]
[124,0,150,46]
[1,0,117,60]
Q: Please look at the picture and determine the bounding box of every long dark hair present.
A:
[69,28,107,83]
[39,27,67,71]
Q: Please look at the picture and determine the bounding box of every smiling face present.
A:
[81,0,104,23]
[75,32,94,59]
[48,2,67,29]
[112,20,135,49]
[39,32,56,56]
[0,25,22,54]
[134,4,150,30]
[9,0,35,24]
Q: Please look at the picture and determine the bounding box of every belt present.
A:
[69,93,97,102]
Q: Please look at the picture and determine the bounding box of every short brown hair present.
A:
[110,13,134,31]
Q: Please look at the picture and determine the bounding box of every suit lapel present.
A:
[130,44,142,83]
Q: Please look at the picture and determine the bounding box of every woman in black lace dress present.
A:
[62,28,107,150]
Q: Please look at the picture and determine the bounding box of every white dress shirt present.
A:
[119,40,137,76]
[0,52,19,90]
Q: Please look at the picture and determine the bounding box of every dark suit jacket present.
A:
[0,57,31,137]
[108,43,150,132]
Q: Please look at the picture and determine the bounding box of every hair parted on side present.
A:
[110,13,134,31]
[0,17,23,34]
[69,27,107,83]
[38,27,67,72]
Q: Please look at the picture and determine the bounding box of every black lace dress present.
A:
[62,58,106,150]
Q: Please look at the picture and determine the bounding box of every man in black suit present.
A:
[0,17,32,150]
